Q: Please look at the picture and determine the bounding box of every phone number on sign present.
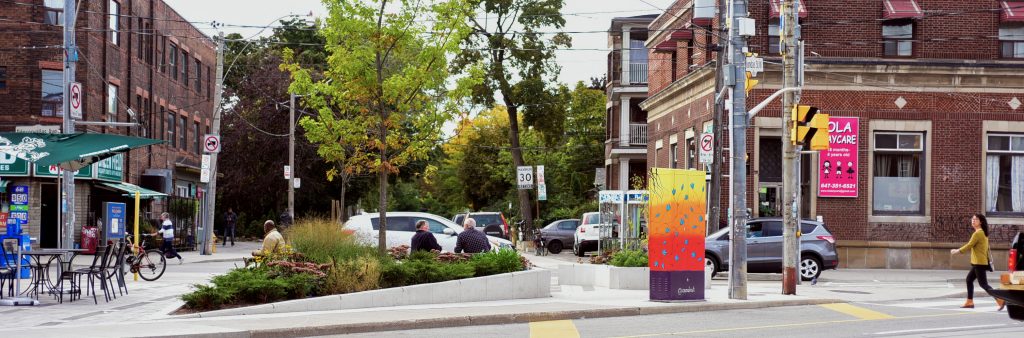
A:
[821,183,856,189]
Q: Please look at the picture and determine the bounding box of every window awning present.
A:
[1002,1,1024,22]
[769,0,808,18]
[883,0,924,19]
[669,29,694,41]
[653,40,677,53]
[99,181,168,199]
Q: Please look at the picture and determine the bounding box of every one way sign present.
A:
[204,134,221,153]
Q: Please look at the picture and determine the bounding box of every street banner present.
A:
[818,117,859,198]
[648,168,706,302]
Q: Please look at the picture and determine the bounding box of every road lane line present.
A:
[819,303,895,320]
[613,312,974,337]
[872,324,1006,335]
[530,320,580,338]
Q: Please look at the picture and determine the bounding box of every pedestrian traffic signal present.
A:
[790,105,830,151]
[745,71,759,94]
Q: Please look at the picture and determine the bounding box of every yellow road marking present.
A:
[614,312,974,338]
[530,320,580,338]
[819,303,896,320]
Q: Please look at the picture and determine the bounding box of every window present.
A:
[44,0,63,26]
[41,69,63,116]
[746,222,764,238]
[986,134,1024,215]
[1000,25,1024,59]
[169,43,178,80]
[882,22,913,56]
[206,65,212,98]
[144,22,153,64]
[873,132,925,214]
[158,106,165,140]
[160,37,167,73]
[195,59,202,91]
[370,217,416,232]
[800,222,819,235]
[558,221,579,231]
[109,1,120,45]
[107,84,118,116]
[761,221,783,237]
[768,20,780,54]
[687,137,696,169]
[179,116,187,149]
[670,143,679,168]
[193,121,200,154]
[167,111,176,147]
[182,51,189,84]
[0,66,7,89]
[136,18,144,59]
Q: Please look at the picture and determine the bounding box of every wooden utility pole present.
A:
[202,32,225,255]
[781,0,803,295]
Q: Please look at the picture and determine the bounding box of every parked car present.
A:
[539,219,580,254]
[345,212,514,252]
[704,218,839,281]
[452,212,509,239]
[573,212,615,257]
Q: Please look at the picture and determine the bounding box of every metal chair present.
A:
[73,245,111,304]
[0,242,15,298]
[104,240,129,297]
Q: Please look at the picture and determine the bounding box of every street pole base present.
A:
[0,298,40,306]
[783,267,797,295]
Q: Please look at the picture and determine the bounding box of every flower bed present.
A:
[181,218,529,312]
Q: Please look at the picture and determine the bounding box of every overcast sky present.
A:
[164,0,675,86]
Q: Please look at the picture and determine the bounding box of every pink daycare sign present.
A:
[818,117,859,198]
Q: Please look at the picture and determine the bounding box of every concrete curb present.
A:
[158,298,844,338]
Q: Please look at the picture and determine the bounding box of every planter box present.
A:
[558,264,649,290]
[182,269,551,318]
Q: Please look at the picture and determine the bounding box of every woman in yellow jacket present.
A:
[950,214,1005,310]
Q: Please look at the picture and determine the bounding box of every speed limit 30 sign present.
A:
[517,166,534,190]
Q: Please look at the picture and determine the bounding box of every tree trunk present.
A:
[505,104,533,231]
[339,170,349,223]
[377,168,387,254]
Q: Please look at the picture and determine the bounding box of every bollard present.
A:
[705,265,713,290]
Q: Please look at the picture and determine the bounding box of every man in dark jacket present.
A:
[410,220,442,252]
[455,218,491,253]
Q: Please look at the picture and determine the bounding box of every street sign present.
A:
[284,165,291,180]
[200,168,211,183]
[538,183,547,201]
[746,57,764,77]
[699,133,714,164]
[201,154,211,169]
[203,134,221,153]
[536,165,545,185]
[293,178,301,189]
[517,166,534,190]
[69,82,82,119]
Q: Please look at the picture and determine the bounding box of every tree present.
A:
[453,0,571,231]
[283,0,473,253]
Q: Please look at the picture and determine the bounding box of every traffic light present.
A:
[744,71,759,94]
[790,105,830,151]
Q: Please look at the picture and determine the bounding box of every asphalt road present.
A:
[323,300,1023,338]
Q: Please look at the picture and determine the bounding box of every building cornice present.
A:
[641,66,716,122]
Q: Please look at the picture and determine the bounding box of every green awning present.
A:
[100,181,168,199]
[0,132,162,170]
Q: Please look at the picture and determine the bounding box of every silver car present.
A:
[704,218,839,281]
[539,219,580,254]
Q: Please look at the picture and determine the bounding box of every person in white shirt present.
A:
[158,212,183,264]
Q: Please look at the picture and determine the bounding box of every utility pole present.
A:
[708,0,729,236]
[288,93,295,220]
[202,32,225,255]
[60,0,77,252]
[781,0,802,295]
[728,0,751,300]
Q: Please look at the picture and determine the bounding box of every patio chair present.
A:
[0,243,15,298]
[73,245,111,304]
[104,240,129,298]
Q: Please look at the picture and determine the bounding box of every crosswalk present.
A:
[862,298,1006,313]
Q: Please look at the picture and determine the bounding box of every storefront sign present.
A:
[104,202,126,240]
[0,153,30,176]
[96,154,124,182]
[10,185,29,224]
[648,169,706,302]
[818,117,859,198]
[33,163,93,178]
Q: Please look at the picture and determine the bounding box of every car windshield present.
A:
[470,214,503,227]
[582,213,600,224]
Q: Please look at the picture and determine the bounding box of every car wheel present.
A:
[705,254,718,278]
[547,240,563,254]
[800,255,822,281]
[574,242,585,257]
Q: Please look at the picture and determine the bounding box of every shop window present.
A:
[872,132,924,214]
[986,134,1024,215]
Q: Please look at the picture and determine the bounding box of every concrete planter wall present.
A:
[183,269,551,318]
[558,264,649,290]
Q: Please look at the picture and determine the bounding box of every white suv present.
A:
[573,212,614,257]
[344,212,514,252]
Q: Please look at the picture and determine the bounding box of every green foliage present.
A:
[609,250,649,268]
[181,267,318,311]
[287,218,379,264]
[324,256,381,294]
[470,249,526,276]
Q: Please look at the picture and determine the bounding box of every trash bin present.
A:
[81,226,98,254]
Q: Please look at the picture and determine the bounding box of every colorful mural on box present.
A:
[648,168,707,301]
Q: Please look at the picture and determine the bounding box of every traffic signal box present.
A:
[791,105,830,151]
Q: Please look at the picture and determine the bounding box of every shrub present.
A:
[288,217,378,264]
[609,250,648,267]
[470,249,526,277]
[181,266,320,310]
[324,256,381,294]
[181,284,232,311]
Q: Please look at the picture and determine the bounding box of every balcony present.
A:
[629,63,648,84]
[629,123,647,146]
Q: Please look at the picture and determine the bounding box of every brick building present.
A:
[0,0,214,248]
[640,0,1024,269]
[604,14,658,191]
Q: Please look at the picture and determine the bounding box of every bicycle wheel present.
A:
[138,249,167,281]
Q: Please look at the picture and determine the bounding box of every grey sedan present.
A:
[539,219,580,254]
[704,218,839,281]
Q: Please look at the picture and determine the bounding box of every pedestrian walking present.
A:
[454,218,491,254]
[950,214,1005,310]
[410,220,442,252]
[158,212,183,264]
[224,208,237,246]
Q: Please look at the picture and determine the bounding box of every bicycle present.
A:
[122,233,167,281]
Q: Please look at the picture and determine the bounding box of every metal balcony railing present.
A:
[629,123,647,146]
[628,63,648,84]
